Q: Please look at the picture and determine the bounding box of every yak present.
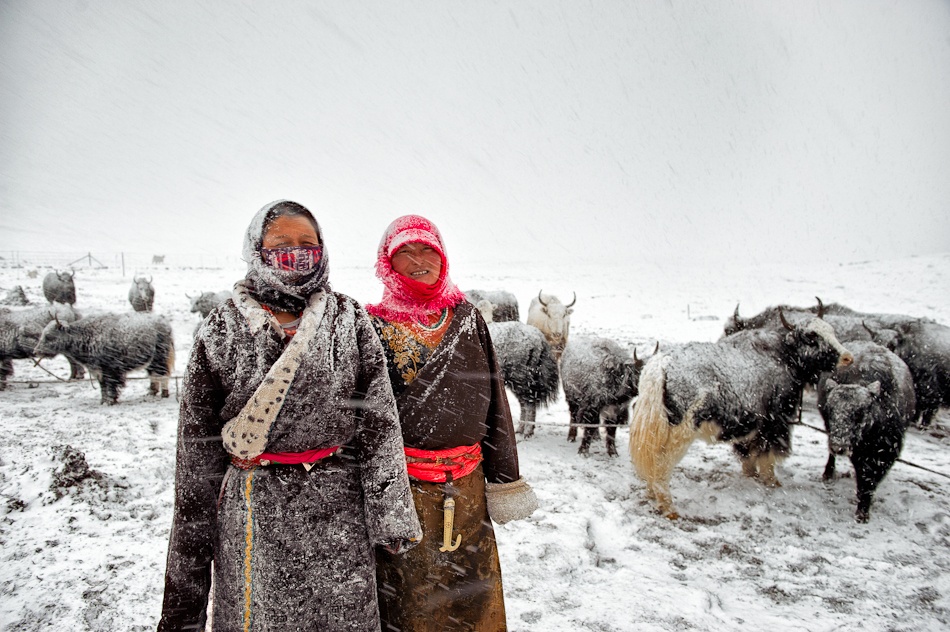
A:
[818,341,916,522]
[488,320,560,439]
[0,303,85,389]
[465,290,520,323]
[526,291,576,361]
[189,290,232,319]
[34,312,175,405]
[560,336,650,457]
[42,270,76,305]
[128,276,155,312]
[630,312,853,519]
[868,319,950,427]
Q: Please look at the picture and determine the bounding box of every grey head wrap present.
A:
[241,199,330,313]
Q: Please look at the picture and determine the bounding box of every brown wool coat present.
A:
[158,292,420,632]
[372,302,519,631]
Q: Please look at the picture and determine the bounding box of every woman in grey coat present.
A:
[158,200,421,631]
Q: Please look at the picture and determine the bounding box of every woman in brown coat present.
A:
[366,215,538,632]
[158,200,421,631]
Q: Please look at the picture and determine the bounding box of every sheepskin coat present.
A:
[158,291,421,632]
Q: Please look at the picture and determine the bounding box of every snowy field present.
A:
[0,253,948,631]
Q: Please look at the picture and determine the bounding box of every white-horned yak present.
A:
[128,276,155,312]
[34,312,175,405]
[42,270,76,305]
[817,341,916,523]
[487,321,560,438]
[560,337,653,456]
[465,289,520,323]
[526,290,576,361]
[630,311,853,519]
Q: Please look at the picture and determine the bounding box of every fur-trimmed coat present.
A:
[158,291,420,632]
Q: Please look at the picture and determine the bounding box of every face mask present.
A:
[261,245,323,273]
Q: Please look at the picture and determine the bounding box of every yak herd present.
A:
[0,272,200,404]
[1,271,948,523]
[474,290,948,524]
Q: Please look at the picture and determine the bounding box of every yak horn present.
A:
[815,296,825,319]
[862,320,876,338]
[653,341,660,354]
[633,348,638,362]
[566,292,577,308]
[148,275,153,283]
[779,309,795,331]
[538,290,548,307]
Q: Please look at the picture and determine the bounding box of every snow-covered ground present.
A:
[0,253,947,631]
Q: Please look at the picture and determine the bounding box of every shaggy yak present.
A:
[818,341,916,523]
[630,312,853,519]
[128,276,155,312]
[488,320,560,438]
[42,270,76,305]
[465,289,520,323]
[0,303,85,389]
[560,336,651,457]
[526,291,576,361]
[34,312,175,404]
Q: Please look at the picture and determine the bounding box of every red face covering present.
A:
[366,215,467,323]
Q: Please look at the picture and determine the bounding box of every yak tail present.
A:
[629,353,696,519]
[166,341,176,376]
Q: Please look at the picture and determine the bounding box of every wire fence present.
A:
[0,251,244,272]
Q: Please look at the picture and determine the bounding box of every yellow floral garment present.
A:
[371,309,453,393]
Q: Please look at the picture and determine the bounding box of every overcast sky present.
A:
[1,1,949,268]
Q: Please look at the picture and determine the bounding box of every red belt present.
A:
[404,443,483,483]
[230,446,340,470]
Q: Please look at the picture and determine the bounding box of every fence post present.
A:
[121,252,125,277]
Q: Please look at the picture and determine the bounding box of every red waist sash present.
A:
[230,446,340,470]
[404,443,483,483]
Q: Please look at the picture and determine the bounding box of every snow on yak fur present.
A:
[0,303,85,388]
[42,270,76,305]
[488,320,560,438]
[560,336,649,457]
[188,290,231,319]
[128,276,155,312]
[465,289,520,322]
[728,298,949,426]
[817,341,916,523]
[527,291,576,361]
[867,319,950,427]
[34,312,175,404]
[630,314,853,519]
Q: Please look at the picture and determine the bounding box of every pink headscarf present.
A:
[366,215,467,323]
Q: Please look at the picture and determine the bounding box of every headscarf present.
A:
[240,200,330,313]
[366,215,467,323]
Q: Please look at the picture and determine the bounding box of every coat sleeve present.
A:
[474,309,522,484]
[350,307,422,546]
[158,333,230,631]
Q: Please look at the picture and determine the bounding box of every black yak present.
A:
[188,290,231,319]
[867,320,950,427]
[488,321,560,438]
[128,276,155,312]
[34,312,175,404]
[0,303,85,389]
[42,270,76,305]
[560,336,649,457]
[630,313,853,519]
[818,341,916,522]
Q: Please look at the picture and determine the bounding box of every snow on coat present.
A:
[158,291,421,632]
